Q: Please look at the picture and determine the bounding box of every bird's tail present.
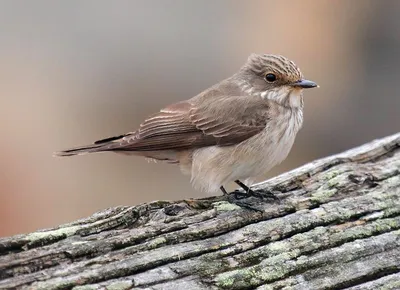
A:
[54,134,128,157]
[53,144,107,157]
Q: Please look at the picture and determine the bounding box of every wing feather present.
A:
[73,96,270,153]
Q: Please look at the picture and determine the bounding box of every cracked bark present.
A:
[0,133,399,290]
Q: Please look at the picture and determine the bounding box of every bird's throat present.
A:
[261,87,304,109]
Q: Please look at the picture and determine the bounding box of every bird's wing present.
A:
[108,96,270,151]
[55,96,270,156]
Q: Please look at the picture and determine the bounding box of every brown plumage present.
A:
[55,54,317,193]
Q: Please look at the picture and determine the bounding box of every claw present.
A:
[233,180,280,200]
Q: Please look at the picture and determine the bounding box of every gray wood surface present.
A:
[1,133,399,290]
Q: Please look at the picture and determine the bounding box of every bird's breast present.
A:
[244,108,303,174]
[188,108,303,192]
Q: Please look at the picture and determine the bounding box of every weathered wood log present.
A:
[0,133,399,290]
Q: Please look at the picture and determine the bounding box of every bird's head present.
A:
[237,53,318,108]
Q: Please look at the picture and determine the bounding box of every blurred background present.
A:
[1,0,399,236]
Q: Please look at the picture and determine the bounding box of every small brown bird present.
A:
[55,54,317,197]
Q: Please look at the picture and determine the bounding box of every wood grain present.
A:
[1,133,399,290]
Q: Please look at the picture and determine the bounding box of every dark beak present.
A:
[292,79,318,89]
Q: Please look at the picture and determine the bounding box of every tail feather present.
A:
[54,134,131,157]
[54,144,109,157]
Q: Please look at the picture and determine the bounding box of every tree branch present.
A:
[1,133,399,290]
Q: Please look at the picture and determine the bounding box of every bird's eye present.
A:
[265,73,277,82]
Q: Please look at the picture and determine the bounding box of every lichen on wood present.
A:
[0,133,399,290]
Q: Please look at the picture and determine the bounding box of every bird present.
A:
[55,53,317,197]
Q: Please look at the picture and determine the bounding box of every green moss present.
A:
[310,189,337,203]
[267,241,288,252]
[200,256,233,277]
[327,178,339,188]
[148,237,167,249]
[321,169,351,189]
[27,226,81,243]
[215,253,293,288]
[106,281,133,290]
[373,218,398,234]
[216,275,236,288]
[213,201,242,212]
[382,279,400,289]
[72,285,99,290]
[324,170,340,180]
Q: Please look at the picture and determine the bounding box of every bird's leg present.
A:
[234,180,279,200]
[220,186,229,195]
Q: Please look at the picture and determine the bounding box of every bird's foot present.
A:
[233,179,280,201]
[221,182,280,212]
[220,186,229,196]
[227,189,280,212]
[233,188,280,201]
